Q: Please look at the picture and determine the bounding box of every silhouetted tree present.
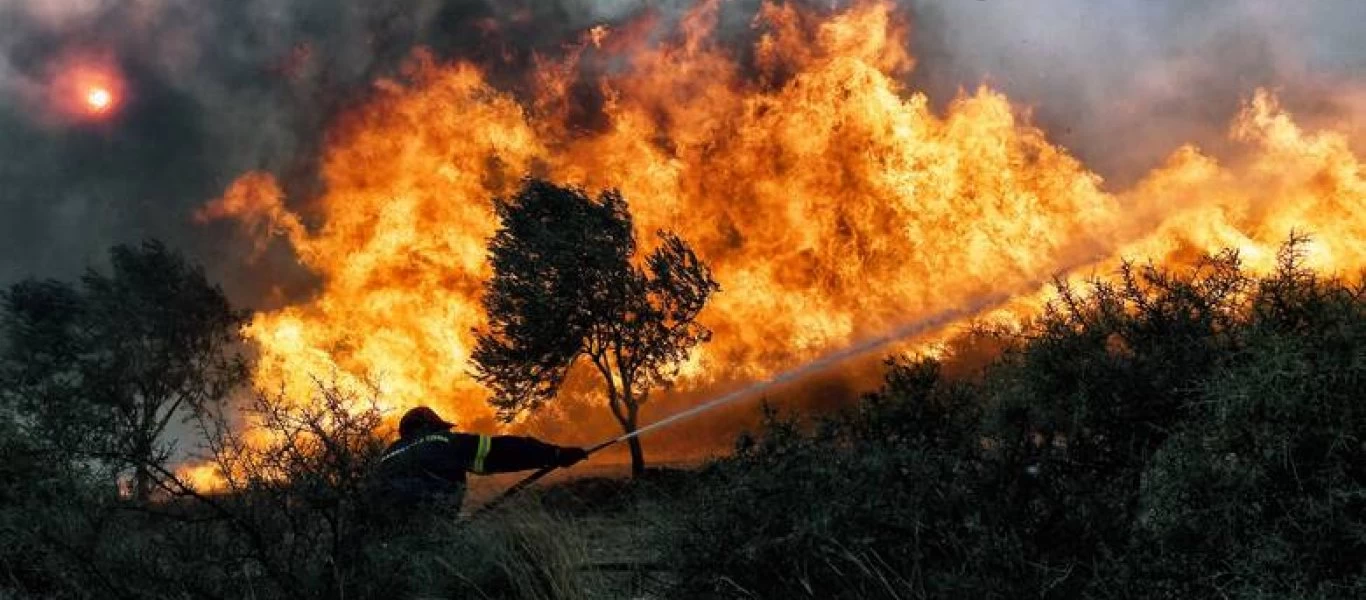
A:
[0,279,97,457]
[472,179,718,476]
[0,240,248,501]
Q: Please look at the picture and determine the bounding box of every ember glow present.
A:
[200,1,1366,442]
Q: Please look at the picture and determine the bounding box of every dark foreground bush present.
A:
[0,240,601,599]
[5,239,1362,599]
[0,381,599,600]
[667,240,1366,599]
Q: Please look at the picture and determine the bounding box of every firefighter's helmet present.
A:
[398,406,455,438]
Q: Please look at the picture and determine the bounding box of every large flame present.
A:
[201,1,1366,444]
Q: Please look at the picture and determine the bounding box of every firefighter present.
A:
[373,406,587,512]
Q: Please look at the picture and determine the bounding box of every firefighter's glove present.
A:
[555,447,589,468]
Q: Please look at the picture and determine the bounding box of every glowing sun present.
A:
[84,86,114,113]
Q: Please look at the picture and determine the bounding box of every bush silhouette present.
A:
[667,238,1366,598]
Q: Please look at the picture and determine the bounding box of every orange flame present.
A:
[176,462,227,494]
[201,1,1366,445]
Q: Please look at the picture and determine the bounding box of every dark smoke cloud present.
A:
[1,0,1364,304]
[1,0,418,295]
[0,0,635,301]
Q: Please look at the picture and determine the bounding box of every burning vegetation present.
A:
[198,1,1365,453]
[2,0,1365,598]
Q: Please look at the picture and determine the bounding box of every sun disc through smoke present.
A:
[85,86,113,113]
[46,50,125,121]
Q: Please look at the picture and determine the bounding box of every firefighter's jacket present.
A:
[373,429,564,508]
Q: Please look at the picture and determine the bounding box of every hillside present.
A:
[4,239,1363,598]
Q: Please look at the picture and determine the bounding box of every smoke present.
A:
[4,0,1363,293]
[904,0,1366,187]
[0,0,1359,327]
[0,0,609,298]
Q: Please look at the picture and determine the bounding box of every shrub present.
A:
[0,378,599,600]
[666,364,1033,598]
[1120,243,1366,598]
[665,238,1366,598]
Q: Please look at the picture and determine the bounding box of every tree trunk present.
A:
[134,414,155,502]
[134,459,151,502]
[625,402,645,477]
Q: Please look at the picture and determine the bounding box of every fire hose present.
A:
[471,292,1010,518]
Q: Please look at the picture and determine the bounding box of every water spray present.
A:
[472,290,1014,517]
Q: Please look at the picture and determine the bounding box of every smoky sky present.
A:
[2,0,1365,306]
[907,0,1366,187]
[0,0,648,300]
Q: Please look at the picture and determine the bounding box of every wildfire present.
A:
[178,463,227,493]
[201,1,1366,447]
